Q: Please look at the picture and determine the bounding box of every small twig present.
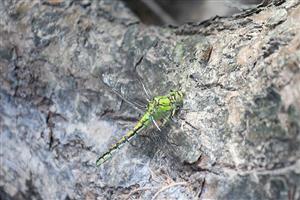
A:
[197,179,206,199]
[151,182,188,200]
[184,120,199,130]
[125,186,160,200]
[148,168,162,183]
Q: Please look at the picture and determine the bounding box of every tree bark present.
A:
[0,0,300,199]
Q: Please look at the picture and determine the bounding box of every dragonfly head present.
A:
[169,90,184,107]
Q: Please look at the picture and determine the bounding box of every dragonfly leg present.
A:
[161,112,172,126]
[151,116,161,132]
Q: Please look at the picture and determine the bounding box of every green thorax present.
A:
[139,90,184,125]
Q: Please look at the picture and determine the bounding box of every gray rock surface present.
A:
[0,0,300,199]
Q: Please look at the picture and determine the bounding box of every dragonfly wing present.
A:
[135,72,153,101]
[101,80,147,113]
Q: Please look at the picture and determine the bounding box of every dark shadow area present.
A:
[123,0,263,25]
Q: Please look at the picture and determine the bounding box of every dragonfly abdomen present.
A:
[96,117,149,166]
[96,130,134,166]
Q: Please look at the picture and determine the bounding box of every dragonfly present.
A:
[96,89,184,166]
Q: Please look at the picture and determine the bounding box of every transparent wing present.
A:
[126,111,195,163]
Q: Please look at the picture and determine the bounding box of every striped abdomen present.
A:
[96,113,150,166]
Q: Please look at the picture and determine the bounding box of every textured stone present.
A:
[0,0,300,199]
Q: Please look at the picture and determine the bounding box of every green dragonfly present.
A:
[96,89,184,166]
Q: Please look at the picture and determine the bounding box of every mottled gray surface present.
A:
[1,0,300,199]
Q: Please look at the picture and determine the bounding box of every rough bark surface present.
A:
[1,0,300,199]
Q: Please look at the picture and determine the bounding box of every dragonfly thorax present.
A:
[168,90,184,107]
[147,90,184,120]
